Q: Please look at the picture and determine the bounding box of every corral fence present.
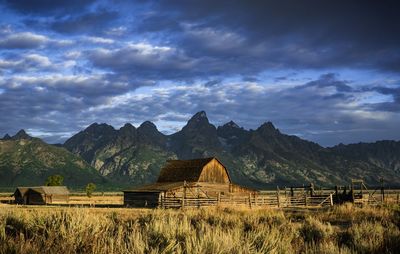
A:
[159,179,400,209]
[160,192,334,209]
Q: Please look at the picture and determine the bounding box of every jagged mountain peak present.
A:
[223,120,240,129]
[120,123,136,131]
[12,129,32,140]
[194,110,207,118]
[59,112,400,189]
[83,123,116,137]
[139,121,158,130]
[137,121,166,147]
[187,111,209,123]
[2,133,11,140]
[118,123,137,139]
[86,122,115,130]
[257,121,279,134]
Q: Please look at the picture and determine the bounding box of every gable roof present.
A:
[14,187,30,196]
[157,157,231,183]
[16,186,70,196]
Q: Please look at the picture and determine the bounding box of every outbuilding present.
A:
[13,186,70,205]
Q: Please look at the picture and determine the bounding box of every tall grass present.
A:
[0,205,399,253]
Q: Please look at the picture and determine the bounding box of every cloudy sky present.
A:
[0,0,399,146]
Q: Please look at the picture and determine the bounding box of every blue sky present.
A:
[0,0,399,146]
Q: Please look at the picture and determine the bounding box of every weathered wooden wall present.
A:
[48,195,70,204]
[14,192,24,204]
[124,191,161,207]
[198,159,230,183]
[26,191,45,205]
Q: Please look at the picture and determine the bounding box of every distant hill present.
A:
[0,130,107,189]
[63,111,400,188]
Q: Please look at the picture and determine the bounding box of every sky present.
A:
[0,0,399,146]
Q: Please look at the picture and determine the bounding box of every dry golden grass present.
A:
[0,204,399,253]
[68,194,123,205]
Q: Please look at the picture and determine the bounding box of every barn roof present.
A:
[16,186,70,195]
[14,187,30,196]
[157,157,230,183]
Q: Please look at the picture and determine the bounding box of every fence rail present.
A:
[160,194,334,209]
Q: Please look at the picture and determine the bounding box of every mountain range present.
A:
[1,111,400,189]
[0,130,106,189]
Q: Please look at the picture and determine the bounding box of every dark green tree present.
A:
[86,183,96,198]
[45,174,64,186]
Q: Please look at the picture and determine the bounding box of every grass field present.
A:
[0,192,124,206]
[1,203,400,254]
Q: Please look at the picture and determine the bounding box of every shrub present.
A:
[0,204,398,254]
[347,221,385,253]
[85,183,96,198]
[299,217,333,244]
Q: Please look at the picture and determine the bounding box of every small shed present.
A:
[124,157,257,207]
[13,186,70,205]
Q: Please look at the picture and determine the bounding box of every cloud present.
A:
[87,43,197,79]
[1,0,400,145]
[84,36,114,44]
[144,0,400,72]
[0,53,52,73]
[0,71,399,145]
[63,73,398,146]
[0,72,140,142]
[50,10,119,34]
[365,86,400,112]
[0,32,48,49]
[2,0,96,15]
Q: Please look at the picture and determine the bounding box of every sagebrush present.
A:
[0,204,399,254]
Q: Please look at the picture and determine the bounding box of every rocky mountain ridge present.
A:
[62,111,400,188]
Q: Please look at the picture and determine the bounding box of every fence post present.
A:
[182,181,186,209]
[217,192,221,206]
[276,187,280,208]
[335,185,338,203]
[197,186,200,208]
[305,194,308,207]
[249,193,252,209]
[330,193,333,206]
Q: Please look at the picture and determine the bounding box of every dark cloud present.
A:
[141,0,400,72]
[242,77,259,82]
[137,14,181,33]
[366,86,400,112]
[50,10,119,34]
[2,0,96,15]
[299,73,354,92]
[0,32,47,49]
[204,80,221,87]
[0,73,143,142]
[87,44,197,79]
[0,54,52,73]
[373,87,400,103]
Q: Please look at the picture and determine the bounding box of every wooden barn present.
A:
[13,186,70,205]
[124,157,257,207]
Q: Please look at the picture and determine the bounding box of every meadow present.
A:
[1,204,400,254]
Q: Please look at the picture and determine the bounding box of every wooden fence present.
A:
[160,193,334,209]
